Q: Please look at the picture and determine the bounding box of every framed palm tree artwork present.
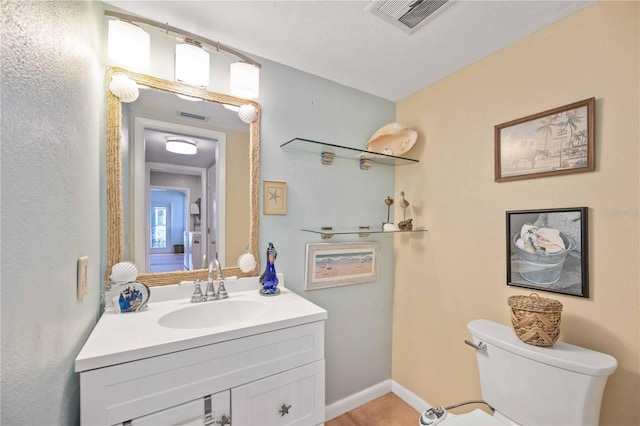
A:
[494,98,595,182]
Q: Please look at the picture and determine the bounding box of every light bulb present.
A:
[230,62,260,99]
[108,20,150,71]
[175,43,210,87]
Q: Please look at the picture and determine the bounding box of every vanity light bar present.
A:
[104,10,262,69]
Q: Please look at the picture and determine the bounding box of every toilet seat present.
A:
[442,409,507,425]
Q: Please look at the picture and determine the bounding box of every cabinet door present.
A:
[125,390,230,426]
[231,361,325,426]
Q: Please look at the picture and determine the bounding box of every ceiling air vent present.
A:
[366,0,451,35]
[178,111,208,121]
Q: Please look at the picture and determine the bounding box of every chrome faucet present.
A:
[204,259,220,301]
[191,257,228,302]
[213,258,228,299]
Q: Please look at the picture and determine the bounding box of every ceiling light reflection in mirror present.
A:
[166,138,198,155]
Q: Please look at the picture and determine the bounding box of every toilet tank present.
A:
[467,319,617,426]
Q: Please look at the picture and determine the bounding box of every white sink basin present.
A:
[76,278,329,372]
[158,299,269,329]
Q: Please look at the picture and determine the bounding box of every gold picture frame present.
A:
[264,181,287,215]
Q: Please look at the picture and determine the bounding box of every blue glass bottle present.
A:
[260,242,279,295]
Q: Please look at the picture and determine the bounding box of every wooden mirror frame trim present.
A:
[106,67,260,286]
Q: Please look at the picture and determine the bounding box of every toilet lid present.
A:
[442,409,507,425]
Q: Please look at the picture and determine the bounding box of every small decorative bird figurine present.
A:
[384,196,394,223]
[400,191,410,221]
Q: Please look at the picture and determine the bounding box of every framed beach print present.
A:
[495,98,595,182]
[263,180,287,215]
[506,207,588,298]
[305,242,380,290]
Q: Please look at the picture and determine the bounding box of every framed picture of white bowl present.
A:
[506,207,588,298]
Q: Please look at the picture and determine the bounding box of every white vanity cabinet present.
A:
[79,321,325,426]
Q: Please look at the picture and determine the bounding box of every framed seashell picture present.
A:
[506,207,588,298]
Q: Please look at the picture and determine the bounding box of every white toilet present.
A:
[422,319,618,426]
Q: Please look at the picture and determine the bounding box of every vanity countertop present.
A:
[75,279,327,372]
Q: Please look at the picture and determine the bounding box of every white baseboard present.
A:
[324,380,431,422]
[324,380,392,421]
[391,380,431,413]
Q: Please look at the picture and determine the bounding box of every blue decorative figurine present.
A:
[260,242,279,295]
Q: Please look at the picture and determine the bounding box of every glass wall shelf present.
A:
[281,137,419,167]
[301,227,427,239]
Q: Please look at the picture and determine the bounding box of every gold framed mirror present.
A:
[106,67,260,286]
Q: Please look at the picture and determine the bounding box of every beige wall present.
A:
[225,129,250,264]
[393,2,639,425]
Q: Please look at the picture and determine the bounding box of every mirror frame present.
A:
[106,67,260,286]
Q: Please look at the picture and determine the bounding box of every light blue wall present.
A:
[257,59,397,404]
[102,3,399,404]
[0,2,396,423]
[1,1,104,424]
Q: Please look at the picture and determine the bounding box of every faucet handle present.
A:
[217,279,228,299]
[191,280,205,303]
[204,279,217,301]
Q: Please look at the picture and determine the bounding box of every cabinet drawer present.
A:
[231,361,325,426]
[124,390,229,426]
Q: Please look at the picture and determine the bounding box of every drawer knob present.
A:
[219,414,231,426]
[279,403,292,417]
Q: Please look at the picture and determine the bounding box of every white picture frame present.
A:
[305,242,380,291]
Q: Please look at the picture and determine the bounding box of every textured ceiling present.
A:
[105,0,595,101]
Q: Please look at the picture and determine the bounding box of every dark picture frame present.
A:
[506,207,588,298]
[495,98,595,182]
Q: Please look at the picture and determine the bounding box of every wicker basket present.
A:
[508,293,563,347]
